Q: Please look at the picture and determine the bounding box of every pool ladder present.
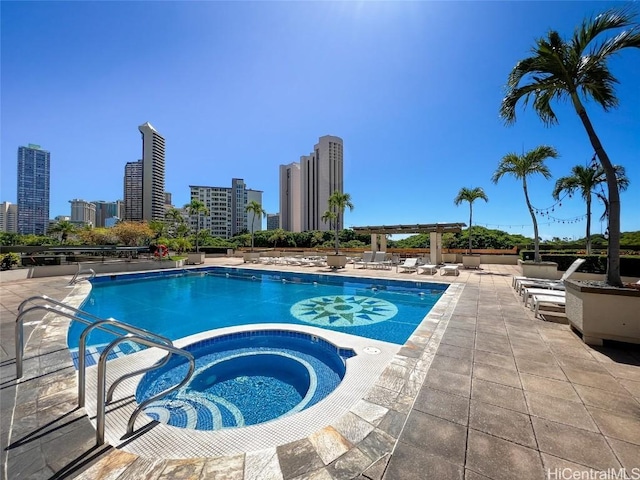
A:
[15,295,195,445]
[68,266,96,285]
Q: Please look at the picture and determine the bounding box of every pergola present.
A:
[352,222,466,264]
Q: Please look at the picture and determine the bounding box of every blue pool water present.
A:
[135,330,354,430]
[69,267,447,349]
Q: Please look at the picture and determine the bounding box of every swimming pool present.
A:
[69,267,448,349]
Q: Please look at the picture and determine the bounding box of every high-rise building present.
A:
[16,144,50,235]
[266,213,280,231]
[0,202,18,233]
[69,199,96,227]
[123,160,143,221]
[279,162,302,232]
[246,187,264,234]
[189,179,263,239]
[93,200,124,227]
[139,122,166,221]
[124,123,165,222]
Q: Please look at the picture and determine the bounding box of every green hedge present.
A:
[522,253,640,277]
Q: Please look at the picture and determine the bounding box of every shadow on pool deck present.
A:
[1,259,639,479]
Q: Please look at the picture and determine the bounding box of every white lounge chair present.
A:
[417,261,438,275]
[514,258,586,294]
[354,252,374,269]
[522,287,565,307]
[531,294,566,319]
[367,251,392,269]
[397,258,419,273]
[441,264,460,276]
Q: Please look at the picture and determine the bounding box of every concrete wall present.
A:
[28,260,183,278]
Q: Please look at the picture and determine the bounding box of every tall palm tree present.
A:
[185,200,209,252]
[453,187,489,254]
[492,146,558,263]
[245,200,266,252]
[323,192,354,254]
[500,7,640,286]
[553,164,629,255]
[165,207,186,238]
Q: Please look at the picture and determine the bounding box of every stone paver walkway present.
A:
[1,259,639,480]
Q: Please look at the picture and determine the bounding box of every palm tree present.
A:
[553,164,629,255]
[323,192,354,254]
[49,220,76,244]
[185,200,209,252]
[165,207,186,238]
[500,7,640,286]
[453,187,489,254]
[492,146,559,263]
[245,201,266,252]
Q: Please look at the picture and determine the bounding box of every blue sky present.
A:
[1,1,638,240]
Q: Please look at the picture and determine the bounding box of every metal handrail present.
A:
[14,295,172,381]
[69,267,95,285]
[96,334,195,445]
[77,318,173,407]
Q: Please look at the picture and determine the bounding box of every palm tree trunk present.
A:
[571,95,622,286]
[334,218,339,254]
[195,218,200,253]
[585,196,592,256]
[468,204,473,255]
[522,179,540,262]
[251,212,256,252]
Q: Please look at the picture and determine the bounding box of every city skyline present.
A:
[1,2,638,240]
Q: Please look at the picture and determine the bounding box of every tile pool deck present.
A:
[1,259,639,479]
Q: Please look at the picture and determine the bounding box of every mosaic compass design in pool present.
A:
[291,295,398,327]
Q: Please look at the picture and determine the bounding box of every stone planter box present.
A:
[565,280,640,346]
[442,253,457,263]
[462,255,481,269]
[326,254,348,269]
[187,252,205,265]
[518,260,558,280]
[243,252,261,263]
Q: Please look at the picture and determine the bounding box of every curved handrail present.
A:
[96,334,195,445]
[69,267,95,285]
[78,318,173,407]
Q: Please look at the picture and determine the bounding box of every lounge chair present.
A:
[441,264,460,276]
[417,260,438,275]
[514,258,586,294]
[522,287,565,307]
[367,251,392,269]
[531,294,566,319]
[354,252,374,269]
[397,258,419,273]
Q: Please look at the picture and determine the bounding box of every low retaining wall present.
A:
[27,260,184,278]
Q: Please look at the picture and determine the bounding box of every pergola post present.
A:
[430,231,442,265]
[380,235,387,252]
[370,234,378,252]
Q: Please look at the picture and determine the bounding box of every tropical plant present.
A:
[48,220,76,243]
[552,164,629,255]
[454,187,489,254]
[185,200,209,252]
[111,221,154,246]
[269,228,288,248]
[245,200,266,252]
[500,7,640,286]
[322,192,354,254]
[165,207,186,237]
[492,146,559,263]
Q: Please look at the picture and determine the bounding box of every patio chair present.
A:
[397,258,419,273]
[522,287,565,307]
[354,252,374,269]
[441,264,460,276]
[417,257,438,275]
[531,294,566,319]
[367,251,391,269]
[514,258,586,294]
